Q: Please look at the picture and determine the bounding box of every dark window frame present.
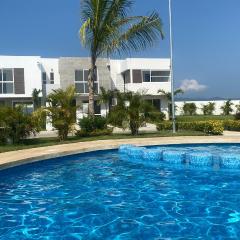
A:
[142,70,170,83]
[75,69,98,94]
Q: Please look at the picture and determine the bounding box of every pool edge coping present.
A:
[1,136,240,170]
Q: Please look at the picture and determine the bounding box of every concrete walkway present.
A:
[0,134,240,170]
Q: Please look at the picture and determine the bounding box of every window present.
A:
[0,69,14,94]
[50,72,54,84]
[142,71,151,82]
[42,72,47,84]
[75,69,98,94]
[123,70,130,84]
[82,100,101,115]
[142,70,170,82]
[147,99,161,111]
[13,102,34,114]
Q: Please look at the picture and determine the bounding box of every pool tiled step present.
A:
[119,145,240,169]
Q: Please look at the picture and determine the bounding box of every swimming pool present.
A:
[1,144,240,239]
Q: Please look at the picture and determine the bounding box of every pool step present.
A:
[118,145,240,169]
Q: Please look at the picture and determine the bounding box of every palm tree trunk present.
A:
[88,55,96,116]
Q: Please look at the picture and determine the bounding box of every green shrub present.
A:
[156,121,172,131]
[146,111,165,122]
[76,128,113,137]
[157,120,223,135]
[0,107,40,144]
[0,128,8,144]
[79,116,107,132]
[177,115,233,122]
[224,120,240,131]
[182,102,197,115]
[235,113,240,120]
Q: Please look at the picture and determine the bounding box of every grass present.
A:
[0,130,206,153]
[176,115,234,122]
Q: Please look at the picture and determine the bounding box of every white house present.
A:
[0,56,60,112]
[0,56,171,127]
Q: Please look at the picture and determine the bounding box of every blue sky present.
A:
[0,0,240,99]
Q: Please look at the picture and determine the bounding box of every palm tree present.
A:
[108,91,155,135]
[97,87,115,116]
[158,88,184,119]
[46,86,77,141]
[32,88,42,110]
[80,0,164,116]
[221,100,234,115]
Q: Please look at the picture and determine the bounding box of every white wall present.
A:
[0,56,42,98]
[176,100,240,115]
[0,56,60,99]
[40,58,60,95]
[110,58,171,95]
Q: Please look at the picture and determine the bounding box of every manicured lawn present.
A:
[0,131,206,153]
[176,115,234,122]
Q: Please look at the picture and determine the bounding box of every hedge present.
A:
[75,128,113,137]
[157,120,224,135]
[223,120,240,131]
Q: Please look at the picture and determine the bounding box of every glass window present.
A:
[42,72,47,84]
[151,71,162,77]
[84,70,88,82]
[3,69,13,82]
[142,70,170,82]
[3,83,13,93]
[0,83,2,94]
[142,71,151,82]
[50,72,54,84]
[75,69,98,94]
[123,70,130,84]
[155,71,170,76]
[94,83,98,94]
[94,101,101,115]
[84,83,89,93]
[0,70,2,82]
[75,70,83,82]
[42,72,46,80]
[75,83,84,93]
[152,99,161,111]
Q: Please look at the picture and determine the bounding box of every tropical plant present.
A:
[79,116,107,132]
[76,116,112,137]
[108,91,156,135]
[80,0,164,116]
[46,86,77,141]
[182,102,197,116]
[201,102,215,115]
[221,100,233,115]
[158,88,184,119]
[0,106,39,144]
[97,87,115,116]
[32,88,42,110]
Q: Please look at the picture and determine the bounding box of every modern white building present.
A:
[0,56,60,112]
[0,55,171,124]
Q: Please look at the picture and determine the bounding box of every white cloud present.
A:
[180,79,207,92]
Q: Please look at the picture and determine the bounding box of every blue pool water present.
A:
[1,144,240,239]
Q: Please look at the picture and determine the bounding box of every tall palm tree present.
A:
[80,0,164,116]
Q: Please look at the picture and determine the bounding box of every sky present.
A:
[0,0,240,99]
